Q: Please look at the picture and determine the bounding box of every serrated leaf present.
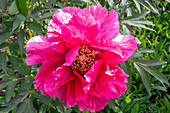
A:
[136,62,169,85]
[8,1,18,15]
[0,0,7,11]
[0,81,8,90]
[15,0,29,17]
[27,22,43,34]
[8,56,31,75]
[0,32,11,45]
[136,60,167,66]
[2,91,29,113]
[0,52,7,73]
[33,91,55,108]
[134,62,151,95]
[19,77,33,91]
[6,79,19,103]
[17,30,25,54]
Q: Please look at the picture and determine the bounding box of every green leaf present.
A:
[152,86,167,92]
[27,22,43,34]
[164,96,170,112]
[2,91,29,113]
[17,30,25,54]
[134,62,151,95]
[137,62,169,85]
[123,11,150,20]
[131,102,139,113]
[119,5,128,19]
[136,60,167,66]
[16,98,35,113]
[12,16,26,32]
[129,51,143,59]
[138,48,154,53]
[39,104,47,113]
[121,20,155,31]
[8,56,31,75]
[0,52,7,73]
[0,81,8,90]
[138,0,159,14]
[0,0,7,11]
[15,0,29,17]
[33,91,55,108]
[133,0,141,13]
[8,1,18,15]
[0,43,10,49]
[0,32,11,45]
[6,79,19,103]
[19,77,33,92]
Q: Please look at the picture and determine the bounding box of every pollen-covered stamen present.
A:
[71,44,95,75]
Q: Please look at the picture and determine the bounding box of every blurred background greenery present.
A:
[0,0,169,113]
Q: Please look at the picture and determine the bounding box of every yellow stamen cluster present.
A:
[71,44,95,75]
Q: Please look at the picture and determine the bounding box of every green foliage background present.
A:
[0,0,169,113]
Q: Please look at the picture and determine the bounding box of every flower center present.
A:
[71,44,95,75]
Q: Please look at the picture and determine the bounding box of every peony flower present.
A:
[25,6,137,112]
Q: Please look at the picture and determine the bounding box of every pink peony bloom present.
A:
[26,6,137,112]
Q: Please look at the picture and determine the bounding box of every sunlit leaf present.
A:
[15,0,29,17]
[27,22,43,34]
[137,62,169,85]
[136,60,167,66]
[8,1,18,15]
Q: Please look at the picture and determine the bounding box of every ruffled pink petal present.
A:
[63,7,81,14]
[83,60,103,93]
[96,34,137,65]
[34,58,64,90]
[25,36,63,65]
[61,11,99,47]
[83,6,108,25]
[64,45,79,66]
[77,85,111,112]
[47,9,72,39]
[50,40,66,53]
[26,36,50,52]
[43,65,73,98]
[55,79,76,107]
[109,34,137,65]
[95,64,128,98]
